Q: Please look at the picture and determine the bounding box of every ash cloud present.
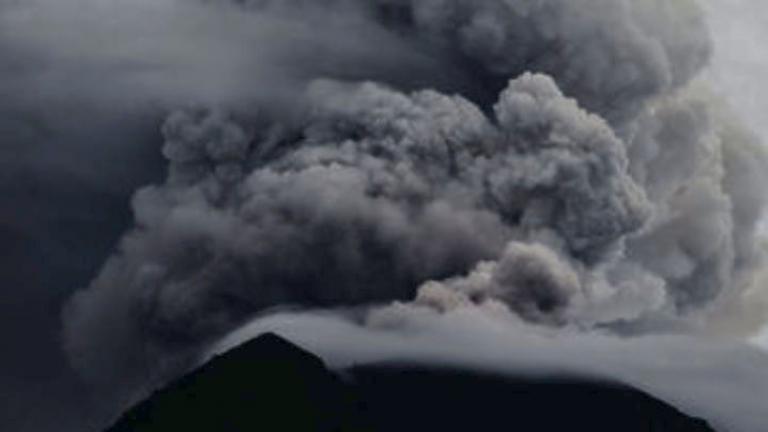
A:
[372,0,711,122]
[64,72,655,387]
[46,0,768,426]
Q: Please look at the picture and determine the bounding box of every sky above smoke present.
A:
[2,0,768,431]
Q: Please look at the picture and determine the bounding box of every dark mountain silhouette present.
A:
[106,333,716,432]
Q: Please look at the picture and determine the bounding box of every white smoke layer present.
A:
[44,0,768,427]
[212,311,768,432]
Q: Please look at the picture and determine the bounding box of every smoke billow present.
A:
[55,0,768,423]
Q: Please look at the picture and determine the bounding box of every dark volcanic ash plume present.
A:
[59,0,768,403]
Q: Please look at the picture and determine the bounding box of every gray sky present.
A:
[705,0,768,143]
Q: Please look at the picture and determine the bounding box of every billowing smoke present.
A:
[57,0,768,417]
[373,0,711,122]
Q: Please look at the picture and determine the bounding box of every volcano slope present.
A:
[106,333,715,432]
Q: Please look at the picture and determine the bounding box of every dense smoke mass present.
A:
[65,73,652,384]
[57,0,768,394]
[2,0,768,430]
